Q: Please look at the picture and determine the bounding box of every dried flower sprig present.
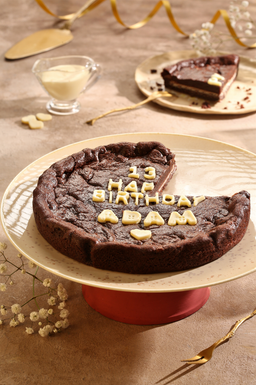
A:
[189,0,255,55]
[0,242,69,337]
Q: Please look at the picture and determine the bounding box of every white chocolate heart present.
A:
[36,113,52,122]
[130,229,152,240]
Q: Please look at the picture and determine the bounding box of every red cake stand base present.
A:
[82,285,211,325]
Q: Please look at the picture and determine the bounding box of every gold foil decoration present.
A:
[86,91,172,125]
[34,0,256,48]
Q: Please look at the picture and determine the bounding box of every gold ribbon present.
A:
[34,0,256,48]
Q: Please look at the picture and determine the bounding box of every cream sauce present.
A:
[39,64,91,101]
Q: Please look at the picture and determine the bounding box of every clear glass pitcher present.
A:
[32,55,101,115]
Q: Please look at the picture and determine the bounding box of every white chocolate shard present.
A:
[98,210,118,224]
[131,192,143,205]
[36,113,52,121]
[162,194,175,205]
[130,229,152,241]
[144,167,156,180]
[177,195,191,207]
[141,182,154,194]
[145,193,159,206]
[207,73,225,87]
[28,116,44,130]
[193,195,205,206]
[108,179,122,191]
[92,190,105,202]
[124,181,137,192]
[115,191,129,205]
[212,73,225,80]
[128,166,139,179]
[168,210,197,226]
[122,210,141,225]
[21,115,36,124]
[144,211,165,227]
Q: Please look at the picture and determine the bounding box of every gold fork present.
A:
[181,308,256,365]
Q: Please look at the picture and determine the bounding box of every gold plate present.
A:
[5,29,73,60]
[1,133,256,292]
[135,50,256,115]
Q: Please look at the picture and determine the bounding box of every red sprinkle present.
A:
[201,101,211,109]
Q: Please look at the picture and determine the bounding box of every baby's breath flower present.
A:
[39,308,48,319]
[243,11,250,18]
[242,1,249,7]
[62,318,69,329]
[30,311,39,322]
[0,320,3,325]
[21,269,26,274]
[0,283,7,292]
[245,29,252,35]
[38,321,42,326]
[26,327,34,335]
[10,318,19,327]
[1,307,7,316]
[57,284,68,301]
[55,320,63,329]
[9,281,14,286]
[202,22,213,31]
[18,313,25,323]
[17,253,23,258]
[0,264,7,274]
[0,242,7,251]
[58,302,66,310]
[38,324,53,337]
[48,309,53,315]
[47,296,56,306]
[59,309,69,319]
[28,261,37,269]
[11,304,22,314]
[43,278,52,287]
[246,22,253,29]
[53,328,58,333]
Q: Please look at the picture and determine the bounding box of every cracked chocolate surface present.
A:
[33,141,250,274]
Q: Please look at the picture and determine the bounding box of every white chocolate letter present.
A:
[141,182,154,194]
[122,210,141,225]
[144,211,165,227]
[128,166,139,179]
[193,196,205,206]
[93,190,105,202]
[131,192,144,205]
[144,167,156,180]
[108,179,122,191]
[98,210,118,224]
[177,195,191,207]
[168,210,197,226]
[124,181,137,192]
[162,194,175,205]
[115,191,129,205]
[145,193,159,206]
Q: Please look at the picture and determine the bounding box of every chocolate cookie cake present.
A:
[33,141,250,274]
[161,55,239,100]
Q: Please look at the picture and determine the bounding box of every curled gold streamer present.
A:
[34,0,256,48]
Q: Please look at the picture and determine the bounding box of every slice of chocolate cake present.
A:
[161,55,239,101]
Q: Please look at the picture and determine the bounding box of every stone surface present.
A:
[0,1,256,384]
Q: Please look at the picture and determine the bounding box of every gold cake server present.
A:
[5,0,96,60]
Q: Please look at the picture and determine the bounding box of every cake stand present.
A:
[1,133,256,324]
